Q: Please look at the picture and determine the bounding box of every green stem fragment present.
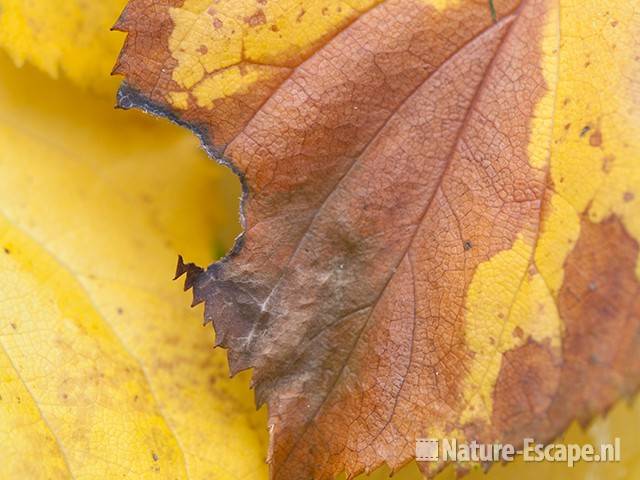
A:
[489,0,497,23]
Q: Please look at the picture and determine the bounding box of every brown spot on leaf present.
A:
[245,9,266,27]
[602,154,615,173]
[589,128,602,147]
[624,191,635,203]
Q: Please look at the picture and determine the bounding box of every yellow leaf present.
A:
[0,53,267,479]
[0,0,127,93]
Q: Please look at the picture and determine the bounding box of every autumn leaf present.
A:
[0,51,271,478]
[115,0,640,479]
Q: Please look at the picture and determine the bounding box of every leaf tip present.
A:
[174,255,204,292]
[111,9,129,32]
[111,60,124,77]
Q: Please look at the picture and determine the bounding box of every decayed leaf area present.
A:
[115,0,640,478]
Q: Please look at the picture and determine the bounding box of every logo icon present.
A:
[416,439,439,461]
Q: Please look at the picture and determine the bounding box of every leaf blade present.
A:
[116,0,640,478]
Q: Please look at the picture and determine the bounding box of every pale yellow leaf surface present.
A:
[0,53,267,479]
[0,0,127,93]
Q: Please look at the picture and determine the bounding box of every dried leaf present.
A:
[115,0,640,478]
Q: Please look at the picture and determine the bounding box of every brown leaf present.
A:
[115,0,640,478]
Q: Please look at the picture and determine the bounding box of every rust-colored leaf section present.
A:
[492,215,640,445]
[115,0,640,478]
[551,217,640,423]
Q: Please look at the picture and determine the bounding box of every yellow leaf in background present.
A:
[0,0,127,93]
[0,53,267,479]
